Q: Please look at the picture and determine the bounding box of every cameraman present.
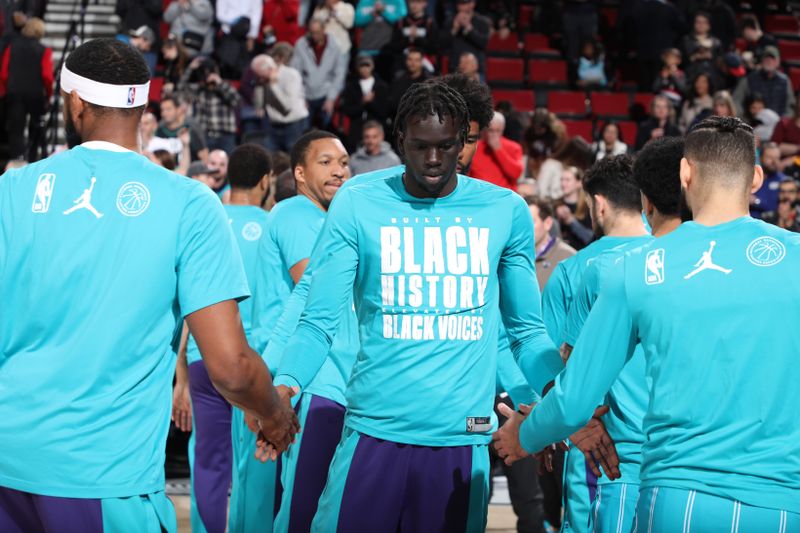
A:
[179,56,241,155]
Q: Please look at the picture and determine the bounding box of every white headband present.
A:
[61,64,150,108]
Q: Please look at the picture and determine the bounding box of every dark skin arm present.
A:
[186,300,300,455]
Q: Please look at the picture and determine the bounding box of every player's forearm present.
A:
[512,333,563,395]
[274,321,334,391]
[207,347,283,420]
[519,381,590,452]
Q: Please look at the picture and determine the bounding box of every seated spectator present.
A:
[442,0,490,77]
[554,166,593,250]
[187,161,226,196]
[522,109,567,180]
[349,120,401,175]
[535,136,593,200]
[164,0,215,57]
[149,149,178,171]
[216,0,263,51]
[495,100,528,144]
[207,148,232,201]
[468,111,523,190]
[680,73,714,133]
[527,196,576,288]
[592,121,628,160]
[388,47,430,115]
[341,55,390,150]
[652,48,685,108]
[178,57,241,155]
[734,46,795,118]
[291,18,347,128]
[115,0,162,46]
[139,111,158,153]
[682,11,722,65]
[632,0,686,90]
[154,95,209,162]
[312,0,355,55]
[712,89,737,117]
[517,177,536,197]
[771,101,800,168]
[483,0,515,37]
[0,16,52,162]
[391,0,438,74]
[561,0,597,63]
[355,0,407,76]
[128,25,157,75]
[261,0,302,45]
[161,34,189,95]
[746,93,781,145]
[762,177,800,232]
[576,40,606,88]
[456,51,480,82]
[635,95,681,151]
[248,53,309,152]
[683,43,725,93]
[741,15,777,71]
[751,142,786,219]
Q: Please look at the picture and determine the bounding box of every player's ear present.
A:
[640,192,653,218]
[66,90,84,122]
[396,132,405,158]
[679,157,692,191]
[260,172,271,193]
[751,164,765,195]
[294,164,305,186]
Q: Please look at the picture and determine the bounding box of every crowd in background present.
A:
[0,0,799,246]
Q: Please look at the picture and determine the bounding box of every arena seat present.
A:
[633,93,655,112]
[518,5,535,30]
[488,32,521,54]
[778,39,800,62]
[528,59,568,86]
[547,91,587,116]
[766,15,800,36]
[591,92,629,118]
[492,89,535,112]
[790,67,800,91]
[487,57,525,86]
[523,34,557,55]
[617,121,638,145]
[562,119,594,143]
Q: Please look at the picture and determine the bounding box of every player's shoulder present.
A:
[1,149,75,188]
[462,175,523,204]
[269,194,320,219]
[342,165,405,198]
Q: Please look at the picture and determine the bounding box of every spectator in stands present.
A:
[495,100,528,144]
[207,148,231,201]
[179,57,241,155]
[635,95,681,151]
[155,95,209,162]
[354,0,406,78]
[528,196,576,288]
[747,93,781,145]
[652,47,685,108]
[349,120,401,175]
[522,109,567,180]
[128,25,157,75]
[150,149,178,171]
[187,160,224,190]
[772,100,800,168]
[576,40,606,88]
[632,0,686,90]
[680,72,714,133]
[592,121,628,161]
[457,51,480,82]
[217,0,263,51]
[247,53,308,152]
[741,15,777,72]
[261,0,302,45]
[115,0,162,48]
[161,35,189,97]
[291,18,347,128]
[468,111,523,190]
[712,89,737,117]
[683,42,725,95]
[443,0,490,77]
[535,136,593,200]
[164,0,214,57]
[341,54,390,150]
[734,46,795,118]
[312,0,355,55]
[762,177,800,232]
[751,142,785,219]
[390,0,438,74]
[682,11,723,65]
[388,47,429,115]
[0,16,50,162]
[555,165,593,250]
[562,0,597,64]
[139,111,158,153]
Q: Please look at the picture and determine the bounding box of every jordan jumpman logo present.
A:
[684,240,732,279]
[63,177,103,219]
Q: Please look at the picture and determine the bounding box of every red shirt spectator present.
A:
[261,0,302,44]
[468,112,523,190]
[771,113,800,167]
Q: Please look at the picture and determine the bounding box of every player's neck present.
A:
[691,193,750,226]
[603,212,648,237]
[81,122,140,152]
[228,188,262,207]
[649,213,681,237]
[298,188,328,212]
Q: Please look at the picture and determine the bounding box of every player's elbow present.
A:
[205,350,257,396]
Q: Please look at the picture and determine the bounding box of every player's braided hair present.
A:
[65,38,150,116]
[685,115,756,187]
[393,80,470,143]
[441,74,493,131]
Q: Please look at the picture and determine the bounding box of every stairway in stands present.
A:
[41,0,120,146]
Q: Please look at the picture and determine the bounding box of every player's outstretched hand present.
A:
[569,405,620,480]
[247,386,301,462]
[171,381,192,432]
[492,403,533,465]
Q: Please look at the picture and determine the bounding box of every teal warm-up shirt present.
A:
[274,172,561,446]
[187,205,268,364]
[249,195,325,357]
[522,217,800,513]
[541,236,636,346]
[563,236,652,485]
[0,143,249,498]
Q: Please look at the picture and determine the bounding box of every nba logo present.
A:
[31,173,56,213]
[127,87,136,106]
[645,249,665,285]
